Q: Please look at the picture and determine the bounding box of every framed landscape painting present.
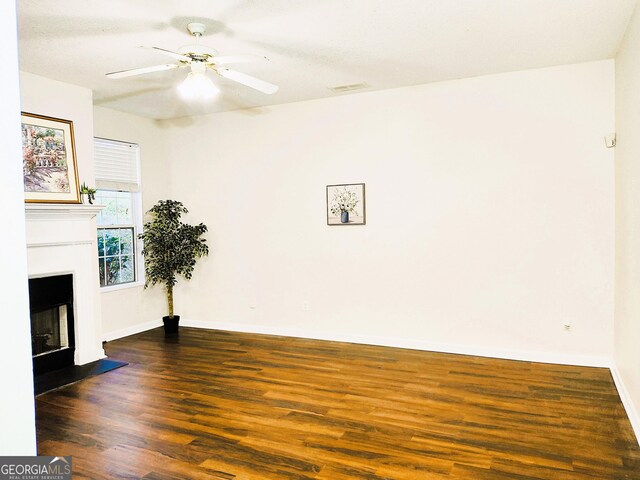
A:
[326,183,366,225]
[21,112,80,203]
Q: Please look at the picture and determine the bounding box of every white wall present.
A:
[615,2,640,438]
[20,73,96,185]
[0,1,37,454]
[164,60,615,365]
[93,106,171,339]
[20,73,105,363]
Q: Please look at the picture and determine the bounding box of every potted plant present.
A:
[138,200,209,334]
[79,182,96,204]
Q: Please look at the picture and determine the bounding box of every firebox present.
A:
[29,274,75,375]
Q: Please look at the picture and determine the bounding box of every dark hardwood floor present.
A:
[36,327,640,479]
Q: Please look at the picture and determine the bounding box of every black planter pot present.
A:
[162,315,180,334]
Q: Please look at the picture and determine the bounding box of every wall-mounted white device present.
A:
[604,133,616,148]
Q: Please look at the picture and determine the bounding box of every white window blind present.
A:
[94,137,140,192]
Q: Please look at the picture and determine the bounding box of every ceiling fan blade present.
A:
[210,54,268,66]
[106,63,179,79]
[217,68,279,94]
[148,46,192,62]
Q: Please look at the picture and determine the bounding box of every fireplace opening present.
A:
[29,274,75,375]
[32,305,69,355]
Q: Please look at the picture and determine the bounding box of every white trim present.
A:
[100,280,144,293]
[25,204,103,220]
[27,240,94,248]
[610,366,640,445]
[178,319,612,368]
[103,318,162,342]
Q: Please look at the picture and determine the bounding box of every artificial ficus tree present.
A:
[138,200,209,318]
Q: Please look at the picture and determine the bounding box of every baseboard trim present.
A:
[103,319,163,342]
[610,366,640,445]
[179,319,612,368]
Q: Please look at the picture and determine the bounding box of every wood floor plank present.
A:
[35,327,640,479]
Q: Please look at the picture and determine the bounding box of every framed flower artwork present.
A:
[326,183,366,225]
[21,112,81,203]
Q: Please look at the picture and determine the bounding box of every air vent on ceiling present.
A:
[328,82,370,93]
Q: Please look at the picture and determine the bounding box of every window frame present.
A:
[93,136,144,292]
[97,189,144,292]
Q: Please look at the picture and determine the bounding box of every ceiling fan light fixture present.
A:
[107,22,279,100]
[178,71,219,101]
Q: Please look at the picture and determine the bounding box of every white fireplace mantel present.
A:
[24,203,106,365]
[25,204,103,249]
[25,203,103,221]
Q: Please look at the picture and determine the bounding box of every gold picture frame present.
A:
[21,112,80,204]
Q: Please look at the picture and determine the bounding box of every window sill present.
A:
[100,280,145,293]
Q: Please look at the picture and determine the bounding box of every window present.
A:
[94,138,142,288]
[96,191,139,287]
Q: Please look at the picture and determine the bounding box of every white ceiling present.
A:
[17,0,637,120]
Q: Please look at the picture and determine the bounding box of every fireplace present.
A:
[25,204,106,369]
[29,274,75,375]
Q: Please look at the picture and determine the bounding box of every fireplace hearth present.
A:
[29,274,75,375]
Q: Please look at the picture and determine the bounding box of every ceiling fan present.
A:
[106,22,279,100]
